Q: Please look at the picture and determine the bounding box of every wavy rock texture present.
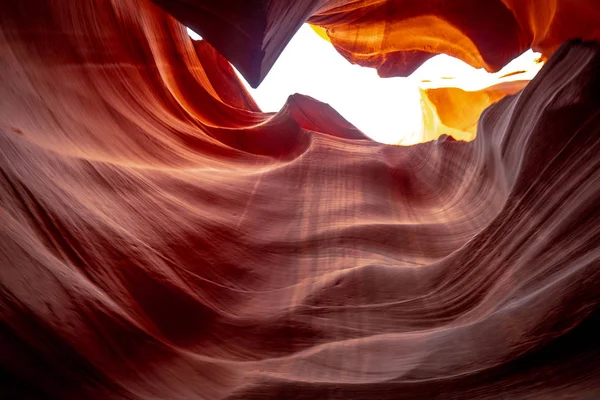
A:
[151,0,600,86]
[1,1,600,400]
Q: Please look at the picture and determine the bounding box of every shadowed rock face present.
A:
[1,1,600,399]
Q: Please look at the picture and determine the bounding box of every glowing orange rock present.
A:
[152,0,600,85]
[310,0,524,77]
[419,80,528,143]
[310,0,600,78]
[502,0,600,59]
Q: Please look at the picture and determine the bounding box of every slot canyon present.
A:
[1,1,600,399]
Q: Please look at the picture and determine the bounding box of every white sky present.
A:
[187,25,542,144]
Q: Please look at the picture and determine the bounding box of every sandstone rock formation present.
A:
[1,0,599,399]
[152,0,600,86]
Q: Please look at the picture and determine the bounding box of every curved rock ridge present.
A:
[1,0,600,399]
[310,0,600,78]
[150,0,600,86]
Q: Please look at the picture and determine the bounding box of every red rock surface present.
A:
[1,0,600,399]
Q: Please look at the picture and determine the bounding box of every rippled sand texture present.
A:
[1,0,600,399]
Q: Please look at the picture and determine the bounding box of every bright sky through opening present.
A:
[187,25,542,144]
